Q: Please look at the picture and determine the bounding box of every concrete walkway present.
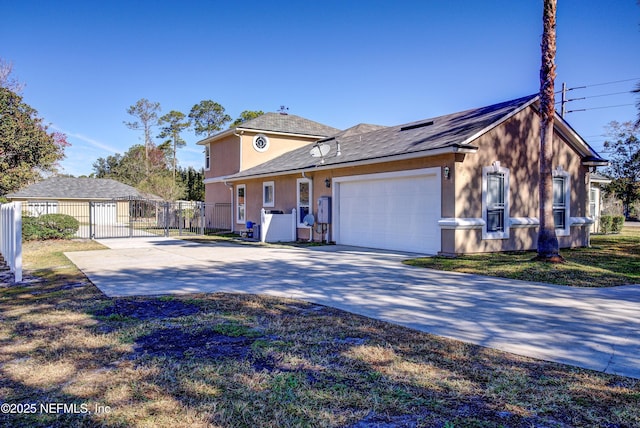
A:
[65,237,640,379]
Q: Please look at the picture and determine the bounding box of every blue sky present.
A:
[2,1,639,177]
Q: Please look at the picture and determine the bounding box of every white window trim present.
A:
[296,178,312,228]
[482,162,510,240]
[204,144,210,171]
[263,181,275,208]
[236,184,246,224]
[553,168,571,237]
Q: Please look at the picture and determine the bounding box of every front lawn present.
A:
[404,228,640,287]
[0,239,639,426]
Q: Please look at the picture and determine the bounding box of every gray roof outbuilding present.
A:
[6,177,156,200]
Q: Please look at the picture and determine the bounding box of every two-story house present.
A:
[197,112,340,230]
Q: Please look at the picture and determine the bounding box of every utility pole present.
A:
[559,82,586,117]
[561,82,567,117]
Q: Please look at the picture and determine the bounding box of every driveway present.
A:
[65,237,640,379]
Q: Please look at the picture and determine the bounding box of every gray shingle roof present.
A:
[6,177,154,200]
[236,112,341,137]
[226,95,544,180]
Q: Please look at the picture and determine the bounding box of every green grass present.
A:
[404,227,640,287]
[1,239,639,427]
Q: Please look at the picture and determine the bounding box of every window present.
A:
[589,188,597,218]
[204,145,210,171]
[236,185,246,224]
[487,173,505,232]
[297,178,312,226]
[482,162,510,239]
[253,134,270,152]
[553,170,570,236]
[263,181,274,207]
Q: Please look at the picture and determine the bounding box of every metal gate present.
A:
[21,199,232,239]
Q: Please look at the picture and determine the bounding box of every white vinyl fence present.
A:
[0,202,22,283]
[260,208,297,243]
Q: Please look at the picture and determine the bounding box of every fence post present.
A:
[291,208,297,243]
[178,202,183,236]
[89,201,94,239]
[13,202,22,283]
[128,197,134,238]
[164,202,170,237]
[199,202,205,236]
[0,202,22,283]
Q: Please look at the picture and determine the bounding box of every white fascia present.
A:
[221,145,478,183]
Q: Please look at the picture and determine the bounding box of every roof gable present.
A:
[237,112,341,137]
[197,112,341,145]
[6,177,154,200]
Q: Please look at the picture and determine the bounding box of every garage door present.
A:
[91,202,117,225]
[336,169,441,254]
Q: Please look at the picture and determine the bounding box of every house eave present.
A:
[458,95,539,146]
[582,160,609,167]
[197,127,331,145]
[222,145,478,182]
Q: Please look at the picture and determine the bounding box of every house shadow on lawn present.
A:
[2,276,639,427]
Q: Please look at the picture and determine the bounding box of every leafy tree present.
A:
[188,100,230,137]
[537,0,561,261]
[158,110,191,180]
[124,98,161,173]
[231,110,264,127]
[139,171,186,201]
[92,144,168,187]
[178,166,205,201]
[603,121,640,219]
[0,58,25,93]
[0,87,68,195]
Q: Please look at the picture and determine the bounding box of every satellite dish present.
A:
[303,213,315,226]
[309,143,330,158]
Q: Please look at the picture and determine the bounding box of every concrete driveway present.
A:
[65,236,640,379]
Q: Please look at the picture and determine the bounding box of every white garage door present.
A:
[91,202,117,225]
[336,169,441,254]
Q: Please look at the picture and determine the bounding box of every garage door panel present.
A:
[337,172,440,254]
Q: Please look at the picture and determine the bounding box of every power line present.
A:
[566,103,635,114]
[577,77,640,88]
[559,79,639,116]
[583,90,634,99]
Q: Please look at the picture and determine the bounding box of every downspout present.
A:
[230,129,244,233]
[233,130,244,171]
[225,182,234,232]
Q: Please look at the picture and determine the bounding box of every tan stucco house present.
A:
[199,95,608,255]
[199,112,340,229]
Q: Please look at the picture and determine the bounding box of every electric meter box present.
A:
[317,196,332,223]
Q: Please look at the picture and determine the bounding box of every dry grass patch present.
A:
[0,239,639,426]
[404,227,640,287]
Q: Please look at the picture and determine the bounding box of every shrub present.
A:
[22,213,79,240]
[599,215,626,234]
[611,215,625,233]
[600,215,613,234]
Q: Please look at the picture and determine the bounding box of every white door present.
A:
[335,169,441,254]
[92,202,117,225]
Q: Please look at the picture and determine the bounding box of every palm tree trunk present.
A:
[537,0,562,261]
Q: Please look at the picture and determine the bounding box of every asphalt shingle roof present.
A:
[6,177,153,200]
[226,95,543,179]
[235,112,341,137]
